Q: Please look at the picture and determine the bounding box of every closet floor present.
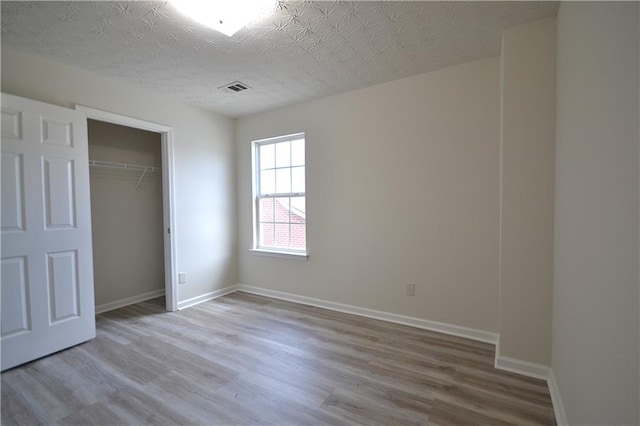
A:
[1,292,556,425]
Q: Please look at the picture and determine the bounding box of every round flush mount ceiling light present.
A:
[169,0,276,37]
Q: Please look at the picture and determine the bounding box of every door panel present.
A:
[1,93,95,371]
[41,118,74,147]
[1,256,30,336]
[1,108,22,140]
[42,157,76,229]
[1,152,25,232]
[47,250,80,322]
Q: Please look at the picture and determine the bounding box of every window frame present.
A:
[251,132,308,260]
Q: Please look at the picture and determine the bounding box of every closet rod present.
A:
[89,160,161,173]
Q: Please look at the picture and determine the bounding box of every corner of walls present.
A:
[493,340,568,425]
[547,369,569,426]
[227,115,240,288]
[495,15,564,423]
[497,29,506,369]
[497,16,556,366]
[493,335,550,381]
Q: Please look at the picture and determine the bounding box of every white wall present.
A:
[499,17,556,366]
[237,57,501,333]
[1,47,237,304]
[553,2,639,424]
[88,120,164,307]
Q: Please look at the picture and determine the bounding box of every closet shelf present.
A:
[89,160,160,173]
[89,160,161,191]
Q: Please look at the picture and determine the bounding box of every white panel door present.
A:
[1,93,95,371]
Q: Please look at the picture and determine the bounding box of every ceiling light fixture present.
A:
[169,0,275,37]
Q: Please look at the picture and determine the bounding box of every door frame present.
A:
[76,105,178,312]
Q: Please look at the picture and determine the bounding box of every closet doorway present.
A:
[78,106,177,313]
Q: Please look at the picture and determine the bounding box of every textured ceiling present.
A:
[1,1,558,118]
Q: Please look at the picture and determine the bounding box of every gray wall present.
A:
[553,2,639,424]
[237,57,501,333]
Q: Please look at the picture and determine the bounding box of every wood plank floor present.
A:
[2,292,556,425]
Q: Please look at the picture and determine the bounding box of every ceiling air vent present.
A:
[219,81,251,93]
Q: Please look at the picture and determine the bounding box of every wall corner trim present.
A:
[236,284,499,344]
[547,369,569,426]
[177,285,239,310]
[95,289,166,314]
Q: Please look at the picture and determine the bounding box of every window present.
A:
[252,133,306,257]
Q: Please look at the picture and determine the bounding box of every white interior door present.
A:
[1,93,95,371]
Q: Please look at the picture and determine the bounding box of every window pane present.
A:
[259,143,275,170]
[291,139,305,166]
[274,223,290,248]
[291,166,305,193]
[275,197,290,223]
[290,196,305,223]
[259,222,274,247]
[254,135,306,252]
[275,168,291,193]
[259,198,275,222]
[275,141,291,168]
[290,224,306,249]
[260,169,275,194]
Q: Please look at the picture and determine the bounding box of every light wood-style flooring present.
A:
[2,292,556,425]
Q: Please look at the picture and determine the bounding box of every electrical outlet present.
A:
[178,272,187,284]
[406,283,415,296]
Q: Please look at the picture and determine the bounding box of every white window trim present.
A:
[251,132,307,258]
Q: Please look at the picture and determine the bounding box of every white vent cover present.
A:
[219,81,251,93]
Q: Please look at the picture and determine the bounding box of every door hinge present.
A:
[167,228,171,234]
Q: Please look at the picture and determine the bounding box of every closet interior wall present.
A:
[88,119,165,308]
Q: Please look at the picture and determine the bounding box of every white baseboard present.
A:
[494,354,550,381]
[547,369,569,425]
[177,285,239,310]
[236,284,498,344]
[95,289,165,314]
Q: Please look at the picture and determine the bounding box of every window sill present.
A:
[249,249,308,261]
